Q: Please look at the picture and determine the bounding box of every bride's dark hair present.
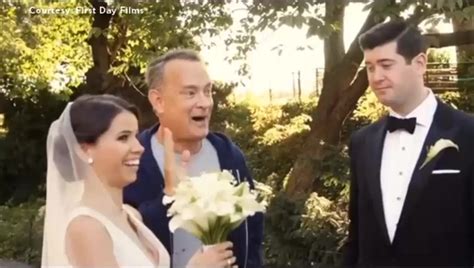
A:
[70,94,139,144]
[52,94,139,181]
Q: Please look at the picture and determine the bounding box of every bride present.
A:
[41,94,235,267]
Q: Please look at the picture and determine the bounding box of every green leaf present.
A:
[280,15,294,27]
[294,15,305,28]
[306,18,323,38]
[447,10,463,21]
[90,27,103,38]
[464,6,474,16]
[437,0,445,9]
[448,0,456,11]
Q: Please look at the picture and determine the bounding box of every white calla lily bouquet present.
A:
[163,170,266,245]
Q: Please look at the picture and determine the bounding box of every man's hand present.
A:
[163,127,190,196]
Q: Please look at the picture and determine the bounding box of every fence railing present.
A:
[425,62,474,92]
[264,62,473,104]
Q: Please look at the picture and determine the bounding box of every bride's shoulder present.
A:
[65,215,118,266]
[66,215,111,242]
[123,204,143,221]
[65,215,114,257]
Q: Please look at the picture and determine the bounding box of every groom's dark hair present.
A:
[359,20,427,64]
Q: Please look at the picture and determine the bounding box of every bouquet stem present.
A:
[200,217,232,245]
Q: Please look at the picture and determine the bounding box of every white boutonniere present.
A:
[420,139,459,169]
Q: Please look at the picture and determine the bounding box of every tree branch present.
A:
[324,0,345,71]
[406,4,435,25]
[323,5,378,95]
[336,68,368,121]
[424,30,474,48]
[109,17,128,66]
[312,6,378,124]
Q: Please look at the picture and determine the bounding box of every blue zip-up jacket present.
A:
[124,124,264,268]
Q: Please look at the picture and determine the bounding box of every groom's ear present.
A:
[412,52,427,76]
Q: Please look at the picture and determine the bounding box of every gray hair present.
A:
[145,49,202,90]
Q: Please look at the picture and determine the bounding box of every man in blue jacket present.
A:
[124,49,264,268]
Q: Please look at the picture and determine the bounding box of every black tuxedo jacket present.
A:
[343,100,474,267]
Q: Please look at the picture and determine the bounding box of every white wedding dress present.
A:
[65,205,171,268]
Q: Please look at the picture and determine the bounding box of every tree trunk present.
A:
[76,0,129,97]
[69,1,155,130]
[284,4,379,196]
[284,67,369,196]
[324,0,345,71]
[82,0,113,95]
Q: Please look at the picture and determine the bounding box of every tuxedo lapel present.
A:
[393,100,456,243]
[366,117,391,246]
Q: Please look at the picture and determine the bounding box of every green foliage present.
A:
[439,90,474,113]
[0,2,91,98]
[0,199,44,266]
[228,0,474,74]
[0,0,235,201]
[422,0,474,25]
[209,87,474,266]
[264,193,347,267]
[456,54,474,91]
[1,87,473,266]
[108,1,232,76]
[427,49,452,65]
[0,1,233,102]
[0,0,472,263]
[209,89,350,265]
[0,91,66,203]
[351,90,387,124]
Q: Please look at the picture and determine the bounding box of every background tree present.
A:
[230,0,474,197]
[0,0,233,202]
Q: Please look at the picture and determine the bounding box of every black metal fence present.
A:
[424,62,474,92]
[279,62,474,103]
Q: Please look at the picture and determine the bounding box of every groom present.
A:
[343,20,474,266]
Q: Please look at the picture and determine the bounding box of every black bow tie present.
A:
[387,116,417,134]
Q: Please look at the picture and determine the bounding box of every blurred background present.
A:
[0,0,473,267]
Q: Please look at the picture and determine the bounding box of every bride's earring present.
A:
[87,157,94,165]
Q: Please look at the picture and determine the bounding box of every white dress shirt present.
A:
[380,90,437,242]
